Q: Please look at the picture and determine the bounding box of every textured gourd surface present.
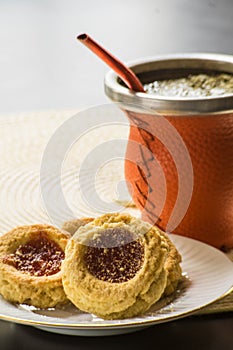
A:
[125,111,233,249]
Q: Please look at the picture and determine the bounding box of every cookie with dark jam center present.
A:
[62,213,171,320]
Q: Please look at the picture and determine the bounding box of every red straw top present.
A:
[77,33,145,93]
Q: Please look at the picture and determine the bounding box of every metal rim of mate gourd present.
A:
[104,53,233,115]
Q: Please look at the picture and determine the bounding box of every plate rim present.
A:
[0,288,232,330]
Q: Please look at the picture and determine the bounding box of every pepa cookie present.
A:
[0,224,69,308]
[62,213,169,319]
[62,216,182,298]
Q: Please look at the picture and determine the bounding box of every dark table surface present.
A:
[1,313,233,350]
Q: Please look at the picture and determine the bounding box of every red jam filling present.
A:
[3,232,65,276]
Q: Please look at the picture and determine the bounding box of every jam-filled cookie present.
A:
[62,213,169,319]
[0,224,69,308]
[62,216,182,298]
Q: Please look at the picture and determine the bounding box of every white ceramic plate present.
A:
[0,234,232,336]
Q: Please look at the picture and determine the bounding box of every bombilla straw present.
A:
[77,33,145,92]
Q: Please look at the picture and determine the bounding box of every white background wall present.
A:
[0,0,232,113]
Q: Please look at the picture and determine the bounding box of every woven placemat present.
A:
[0,110,232,315]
